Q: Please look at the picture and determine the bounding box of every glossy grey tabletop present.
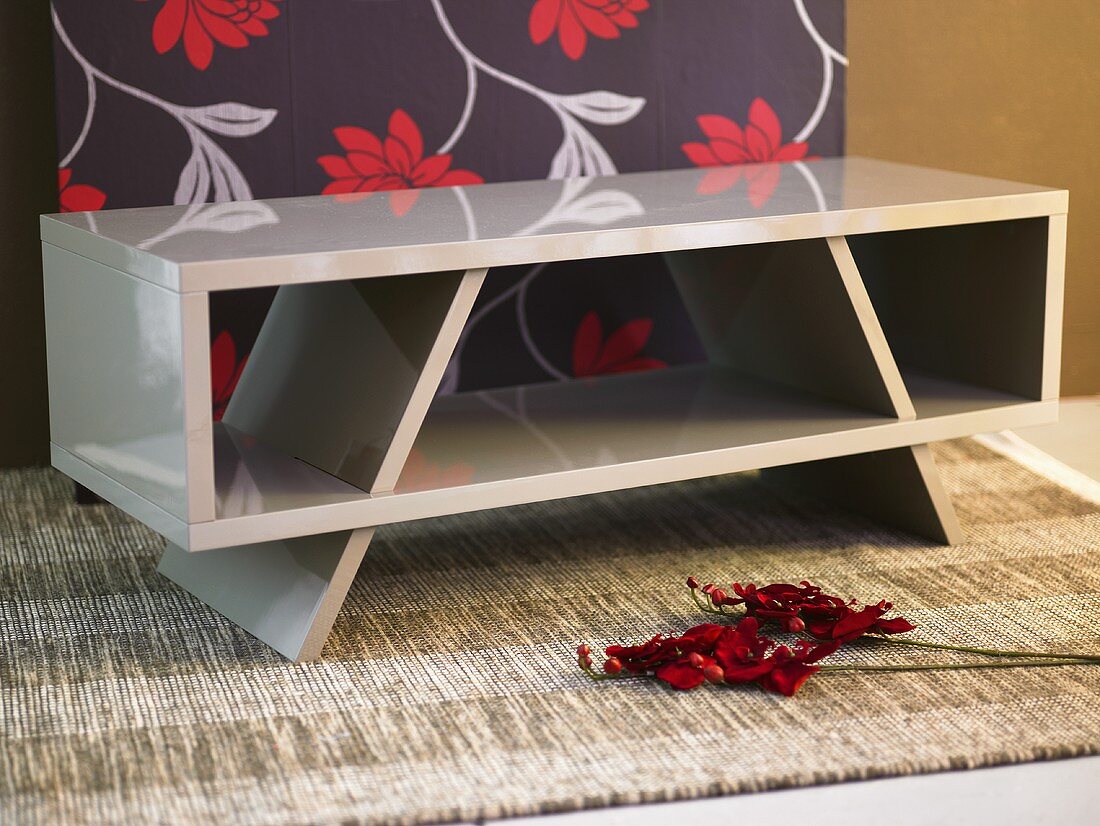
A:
[40,156,1066,293]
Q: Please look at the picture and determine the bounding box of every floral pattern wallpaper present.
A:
[51,0,845,399]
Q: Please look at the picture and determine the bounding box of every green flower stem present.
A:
[820,658,1095,673]
[865,634,1100,663]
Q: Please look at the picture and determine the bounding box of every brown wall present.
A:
[0,5,56,466]
[847,0,1100,396]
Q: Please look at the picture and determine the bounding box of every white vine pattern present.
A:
[431,0,644,179]
[51,3,280,245]
[51,0,844,397]
[791,0,849,144]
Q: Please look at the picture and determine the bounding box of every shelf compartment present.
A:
[398,364,890,492]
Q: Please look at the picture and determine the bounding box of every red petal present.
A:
[761,662,819,696]
[573,2,620,39]
[745,162,781,208]
[58,168,72,190]
[256,1,281,21]
[874,617,917,635]
[529,0,561,45]
[434,168,484,187]
[152,0,187,53]
[334,126,383,155]
[711,138,751,165]
[388,109,424,166]
[316,155,355,179]
[237,16,269,37]
[225,354,248,399]
[347,151,389,177]
[389,189,420,217]
[655,657,711,690]
[748,97,782,152]
[321,178,360,195]
[572,311,602,377]
[744,123,772,162]
[60,183,107,213]
[384,135,413,177]
[195,5,249,48]
[558,3,588,59]
[697,114,743,144]
[695,166,741,196]
[681,142,720,167]
[612,10,638,29]
[411,153,453,186]
[183,11,214,70]
[773,142,809,162]
[594,318,652,372]
[210,331,236,400]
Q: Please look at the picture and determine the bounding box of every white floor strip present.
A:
[973,430,1100,505]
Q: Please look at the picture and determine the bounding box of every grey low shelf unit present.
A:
[40,157,1068,660]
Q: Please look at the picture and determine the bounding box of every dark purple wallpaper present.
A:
[51,0,846,402]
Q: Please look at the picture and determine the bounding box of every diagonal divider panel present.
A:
[665,237,913,420]
[222,267,488,494]
[666,236,962,544]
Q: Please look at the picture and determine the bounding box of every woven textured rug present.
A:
[3,439,1100,825]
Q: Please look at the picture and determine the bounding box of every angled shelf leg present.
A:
[158,528,375,661]
[162,267,488,661]
[761,444,965,545]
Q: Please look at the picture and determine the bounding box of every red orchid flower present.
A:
[681,98,811,207]
[143,0,281,71]
[572,311,667,378]
[317,109,483,216]
[706,580,916,642]
[58,169,106,213]
[529,0,649,61]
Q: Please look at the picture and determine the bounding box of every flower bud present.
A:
[603,657,622,675]
[703,664,725,684]
[711,589,727,605]
[686,576,700,590]
[787,617,806,633]
[774,645,792,661]
[702,583,715,595]
[687,652,704,668]
[576,643,591,658]
[578,654,593,669]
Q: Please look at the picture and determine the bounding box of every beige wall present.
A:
[847,0,1100,396]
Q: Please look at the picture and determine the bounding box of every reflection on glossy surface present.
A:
[41,158,1063,294]
[401,364,890,492]
[43,244,190,517]
[215,424,366,520]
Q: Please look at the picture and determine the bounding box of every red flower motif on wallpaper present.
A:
[58,169,107,213]
[681,98,811,207]
[529,0,649,61]
[317,109,484,216]
[144,0,281,71]
[210,330,247,421]
[572,311,666,378]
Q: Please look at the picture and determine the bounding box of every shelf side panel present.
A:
[222,268,485,493]
[42,243,190,520]
[664,238,910,419]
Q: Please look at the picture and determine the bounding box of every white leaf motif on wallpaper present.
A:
[550,120,618,179]
[178,102,278,137]
[555,91,646,126]
[175,131,255,205]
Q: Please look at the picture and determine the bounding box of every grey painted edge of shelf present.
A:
[40,192,1068,295]
[179,398,1057,553]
